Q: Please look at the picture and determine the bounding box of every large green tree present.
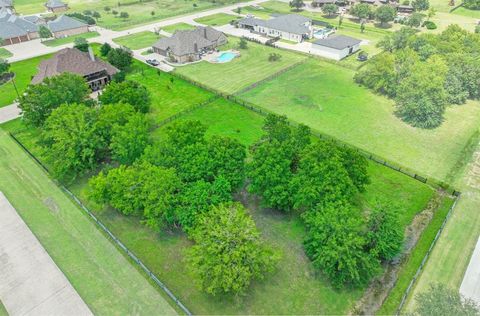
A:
[186,202,279,295]
[19,73,90,126]
[107,47,133,71]
[350,3,373,20]
[375,5,396,26]
[323,3,338,16]
[99,80,151,113]
[110,113,150,164]
[289,0,305,11]
[412,0,430,11]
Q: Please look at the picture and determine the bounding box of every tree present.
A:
[412,0,430,11]
[110,113,150,164]
[414,283,480,316]
[96,102,136,146]
[19,73,90,126]
[207,136,246,189]
[377,27,417,52]
[405,12,424,28]
[366,201,404,261]
[92,11,101,21]
[239,37,248,49]
[104,6,111,13]
[0,58,9,75]
[42,103,102,181]
[74,37,89,52]
[150,11,155,17]
[338,146,370,192]
[350,3,373,20]
[38,25,52,41]
[323,3,338,16]
[83,9,93,16]
[426,7,436,20]
[354,53,398,97]
[186,202,279,295]
[375,5,396,26]
[112,10,118,17]
[289,0,305,11]
[99,80,151,113]
[107,47,133,70]
[100,42,112,56]
[120,11,129,20]
[464,0,480,8]
[303,200,380,287]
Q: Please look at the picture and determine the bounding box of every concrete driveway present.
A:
[460,237,480,306]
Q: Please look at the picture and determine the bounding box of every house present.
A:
[47,15,88,38]
[152,26,227,64]
[0,0,13,11]
[397,4,414,13]
[31,47,119,91]
[45,0,69,13]
[311,0,337,7]
[0,8,39,45]
[23,15,47,26]
[238,14,313,43]
[311,35,361,60]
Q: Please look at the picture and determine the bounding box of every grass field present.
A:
[42,32,100,47]
[161,22,196,34]
[194,13,241,26]
[0,53,52,108]
[0,48,12,59]
[175,37,307,94]
[0,130,177,315]
[239,58,480,182]
[113,31,163,50]
[0,300,6,316]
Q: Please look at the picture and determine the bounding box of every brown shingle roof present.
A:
[31,48,119,84]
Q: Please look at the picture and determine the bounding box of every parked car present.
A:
[357,52,368,62]
[146,59,160,66]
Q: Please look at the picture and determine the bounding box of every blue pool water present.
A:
[216,52,237,62]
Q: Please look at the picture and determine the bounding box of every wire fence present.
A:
[395,194,462,315]
[8,132,192,316]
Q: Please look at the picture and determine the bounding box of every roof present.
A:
[313,35,362,50]
[47,15,86,32]
[152,26,226,56]
[0,9,39,39]
[239,14,311,35]
[23,15,46,24]
[31,48,119,84]
[312,0,337,3]
[0,0,12,8]
[45,0,68,8]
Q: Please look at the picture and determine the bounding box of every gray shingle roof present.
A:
[313,0,337,3]
[239,14,311,35]
[47,15,86,32]
[0,0,13,8]
[153,26,226,56]
[313,35,361,50]
[45,0,68,9]
[238,16,266,27]
[0,9,39,39]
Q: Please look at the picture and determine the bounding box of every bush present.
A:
[66,13,96,25]
[423,20,437,29]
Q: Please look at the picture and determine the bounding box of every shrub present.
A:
[66,13,96,25]
[423,20,437,29]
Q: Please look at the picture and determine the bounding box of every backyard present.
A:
[113,31,163,50]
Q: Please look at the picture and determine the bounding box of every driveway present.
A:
[0,103,20,124]
[0,191,92,316]
[460,237,480,305]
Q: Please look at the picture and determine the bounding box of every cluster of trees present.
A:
[18,73,151,181]
[247,115,404,286]
[88,120,278,295]
[414,283,480,315]
[66,13,96,25]
[464,0,480,9]
[355,25,480,128]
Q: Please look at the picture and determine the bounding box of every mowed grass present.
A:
[175,37,307,94]
[161,22,196,34]
[113,31,163,50]
[0,48,12,59]
[0,130,177,315]
[239,58,480,182]
[194,13,241,26]
[42,31,100,47]
[0,53,52,108]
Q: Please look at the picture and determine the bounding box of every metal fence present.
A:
[8,132,192,316]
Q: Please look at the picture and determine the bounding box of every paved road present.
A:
[0,103,20,124]
[460,237,480,305]
[0,191,92,316]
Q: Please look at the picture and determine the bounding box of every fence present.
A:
[394,194,461,315]
[8,132,192,316]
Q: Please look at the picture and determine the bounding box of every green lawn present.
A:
[194,13,241,26]
[42,32,100,47]
[0,53,52,108]
[161,22,196,34]
[0,48,12,59]
[0,300,6,316]
[113,31,163,50]
[0,130,177,315]
[175,37,307,94]
[238,58,480,182]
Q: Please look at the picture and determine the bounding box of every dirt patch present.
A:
[43,197,59,214]
[352,192,445,315]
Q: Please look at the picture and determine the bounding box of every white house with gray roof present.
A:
[47,15,88,38]
[0,8,40,45]
[311,35,361,60]
[238,14,313,43]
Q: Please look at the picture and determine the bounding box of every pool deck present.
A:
[204,49,240,63]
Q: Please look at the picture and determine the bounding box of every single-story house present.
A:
[32,48,119,91]
[0,0,13,11]
[311,35,361,60]
[238,14,313,43]
[152,26,227,64]
[0,8,39,45]
[311,0,337,7]
[47,15,88,38]
[45,0,69,13]
[397,4,414,13]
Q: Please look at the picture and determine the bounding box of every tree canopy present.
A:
[107,47,133,70]
[99,80,151,113]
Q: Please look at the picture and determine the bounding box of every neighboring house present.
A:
[47,15,88,38]
[311,35,361,60]
[0,8,39,45]
[152,26,227,64]
[0,0,13,11]
[45,0,69,13]
[31,47,119,91]
[23,15,47,26]
[397,4,414,13]
[238,14,313,43]
[311,0,337,7]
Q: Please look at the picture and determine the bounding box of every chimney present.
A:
[88,46,95,61]
[194,42,198,52]
[204,27,207,38]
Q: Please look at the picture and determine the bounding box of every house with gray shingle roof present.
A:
[152,26,227,64]
[0,8,40,45]
[45,0,69,13]
[238,14,313,43]
[312,35,361,60]
[47,15,88,38]
[0,0,13,11]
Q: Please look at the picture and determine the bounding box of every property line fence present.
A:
[394,194,462,315]
[8,132,192,316]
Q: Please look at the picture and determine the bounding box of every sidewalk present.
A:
[0,103,20,124]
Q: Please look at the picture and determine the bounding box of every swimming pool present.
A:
[215,51,237,63]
